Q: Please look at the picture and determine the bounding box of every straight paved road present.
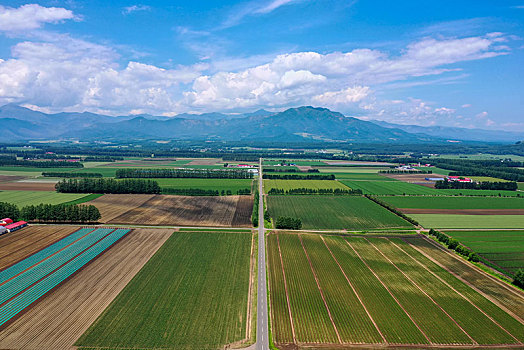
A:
[257,158,269,350]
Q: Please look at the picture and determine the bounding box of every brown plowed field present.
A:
[400,208,524,215]
[0,182,57,191]
[187,158,221,165]
[104,194,253,227]
[0,228,172,350]
[88,194,155,222]
[0,176,26,183]
[0,226,80,270]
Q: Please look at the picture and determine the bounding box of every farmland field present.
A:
[443,230,524,276]
[155,178,252,193]
[0,225,80,270]
[409,214,524,229]
[90,194,253,227]
[315,167,391,173]
[0,227,131,329]
[0,228,172,350]
[268,233,524,347]
[77,231,253,349]
[381,196,524,209]
[0,190,93,207]
[264,179,350,192]
[334,172,397,180]
[267,196,412,229]
[340,180,438,195]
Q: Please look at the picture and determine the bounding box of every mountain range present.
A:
[0,104,521,143]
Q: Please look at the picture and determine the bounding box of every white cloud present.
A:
[221,0,307,29]
[0,32,517,116]
[476,111,489,119]
[254,0,301,14]
[461,104,472,108]
[122,5,151,15]
[0,4,75,32]
[312,86,370,105]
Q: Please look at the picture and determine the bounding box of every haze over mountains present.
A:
[0,104,522,143]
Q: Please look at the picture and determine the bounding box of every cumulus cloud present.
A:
[0,4,75,32]
[0,32,517,116]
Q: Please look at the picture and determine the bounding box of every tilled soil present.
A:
[106,194,253,227]
[0,226,80,271]
[0,228,172,350]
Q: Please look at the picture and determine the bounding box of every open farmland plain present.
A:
[443,230,524,276]
[268,233,524,348]
[0,228,171,350]
[410,214,524,229]
[90,194,253,227]
[77,230,254,349]
[0,190,92,207]
[267,195,412,230]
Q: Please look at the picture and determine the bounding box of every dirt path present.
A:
[0,228,172,350]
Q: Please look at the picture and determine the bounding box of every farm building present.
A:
[5,221,28,233]
[1,218,14,226]
[447,176,473,183]
[0,226,7,235]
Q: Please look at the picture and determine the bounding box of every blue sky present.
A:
[0,0,522,130]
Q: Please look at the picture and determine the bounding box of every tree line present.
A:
[365,195,419,226]
[0,159,84,168]
[252,190,259,227]
[42,172,103,178]
[428,229,479,262]
[379,170,433,174]
[263,174,335,180]
[162,188,251,196]
[435,179,518,191]
[116,168,254,179]
[55,178,161,194]
[275,216,302,230]
[268,188,362,195]
[431,159,524,182]
[0,201,100,223]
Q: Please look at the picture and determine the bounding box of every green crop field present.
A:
[0,190,92,207]
[409,214,524,229]
[443,230,524,276]
[155,178,252,193]
[380,196,524,209]
[340,180,439,195]
[267,196,412,229]
[77,231,253,349]
[264,179,350,192]
[268,233,524,347]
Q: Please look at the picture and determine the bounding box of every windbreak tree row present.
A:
[0,201,101,223]
[263,174,335,180]
[116,168,254,179]
[55,178,161,194]
[435,180,518,191]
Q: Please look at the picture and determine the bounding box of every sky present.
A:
[0,1,523,131]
